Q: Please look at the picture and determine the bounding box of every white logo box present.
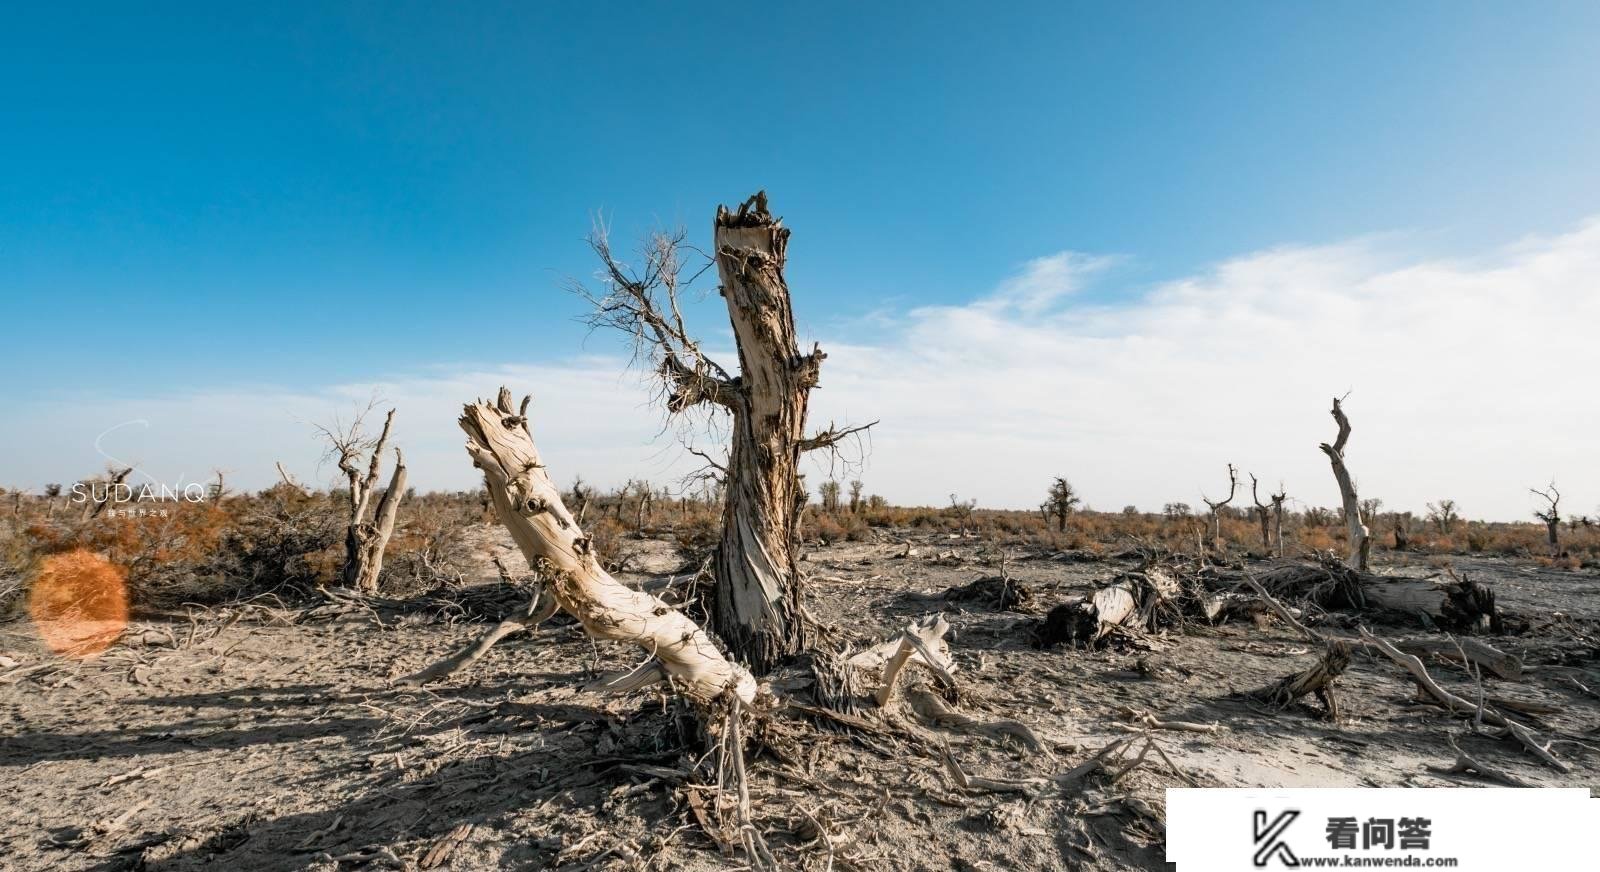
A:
[1168,787,1596,870]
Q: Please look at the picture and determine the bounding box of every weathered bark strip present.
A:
[461,388,757,705]
[1319,397,1370,572]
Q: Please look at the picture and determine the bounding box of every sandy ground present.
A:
[3,528,1599,871]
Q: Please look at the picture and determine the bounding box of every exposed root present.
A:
[906,687,1048,755]
[1425,734,1535,787]
[396,587,557,687]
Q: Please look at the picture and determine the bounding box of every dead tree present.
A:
[81,467,133,520]
[275,462,312,496]
[208,469,229,505]
[948,494,977,537]
[1200,463,1238,551]
[324,408,407,594]
[1249,474,1273,555]
[579,192,872,671]
[1269,485,1288,557]
[569,476,591,525]
[819,480,841,513]
[1319,397,1369,571]
[1427,499,1458,534]
[1531,482,1562,557]
[1044,476,1081,533]
[449,389,756,702]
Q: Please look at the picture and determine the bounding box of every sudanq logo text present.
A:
[70,482,209,504]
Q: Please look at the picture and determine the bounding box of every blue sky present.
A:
[4,3,1600,517]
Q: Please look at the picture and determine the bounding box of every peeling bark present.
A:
[708,193,816,672]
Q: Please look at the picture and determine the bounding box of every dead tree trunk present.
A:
[333,409,407,593]
[458,389,756,703]
[1319,397,1369,571]
[707,195,821,671]
[1270,488,1287,557]
[1201,463,1238,552]
[580,192,870,673]
[1531,483,1561,558]
[1392,517,1410,551]
[1250,474,1272,555]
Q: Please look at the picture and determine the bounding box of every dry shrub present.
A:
[379,493,478,595]
[587,516,628,571]
[674,513,720,556]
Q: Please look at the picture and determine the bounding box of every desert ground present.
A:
[5,522,1598,872]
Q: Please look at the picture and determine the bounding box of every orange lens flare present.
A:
[28,549,129,659]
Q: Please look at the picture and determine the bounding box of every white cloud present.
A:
[804,220,1600,521]
[977,251,1118,315]
[5,220,1599,521]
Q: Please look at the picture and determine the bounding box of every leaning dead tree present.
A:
[579,192,872,671]
[1200,463,1237,551]
[423,390,757,702]
[1531,482,1562,557]
[1319,397,1369,571]
[323,408,407,593]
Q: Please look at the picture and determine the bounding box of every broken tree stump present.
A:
[1248,640,1352,720]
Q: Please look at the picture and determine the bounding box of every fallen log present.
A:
[1359,629,1567,772]
[1245,559,1504,633]
[1363,575,1504,634]
[1392,637,1522,680]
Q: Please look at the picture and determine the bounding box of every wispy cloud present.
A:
[6,221,1598,520]
[973,251,1119,316]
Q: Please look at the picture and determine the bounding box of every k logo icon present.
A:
[1253,809,1300,867]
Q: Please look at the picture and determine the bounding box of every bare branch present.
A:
[797,420,878,453]
[572,222,739,414]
